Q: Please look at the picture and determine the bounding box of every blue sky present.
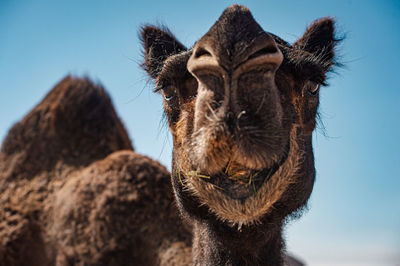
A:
[1,0,399,265]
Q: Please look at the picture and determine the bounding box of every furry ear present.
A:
[141,26,186,79]
[293,17,338,65]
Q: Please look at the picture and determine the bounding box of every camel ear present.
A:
[293,18,338,64]
[141,26,186,79]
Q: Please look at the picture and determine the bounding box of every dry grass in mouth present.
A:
[179,158,263,187]
[224,158,260,185]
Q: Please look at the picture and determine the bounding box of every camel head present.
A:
[142,5,339,227]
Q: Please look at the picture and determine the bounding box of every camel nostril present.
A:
[247,45,278,60]
[188,45,223,78]
[233,40,283,74]
[194,47,212,58]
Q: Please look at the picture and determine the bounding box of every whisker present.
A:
[206,102,219,121]
[255,92,267,114]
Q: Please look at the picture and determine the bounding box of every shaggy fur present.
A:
[142,4,340,265]
[0,76,191,265]
[184,126,305,227]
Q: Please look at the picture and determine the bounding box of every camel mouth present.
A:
[185,141,290,200]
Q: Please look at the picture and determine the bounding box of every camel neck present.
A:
[191,220,284,265]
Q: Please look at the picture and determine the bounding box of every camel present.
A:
[141,4,340,265]
[0,4,340,266]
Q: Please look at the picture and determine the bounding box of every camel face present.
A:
[187,6,286,175]
[142,5,339,226]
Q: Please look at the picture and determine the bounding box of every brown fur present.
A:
[142,4,340,265]
[0,76,191,265]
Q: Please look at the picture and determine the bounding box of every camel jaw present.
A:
[176,135,299,227]
[189,142,290,200]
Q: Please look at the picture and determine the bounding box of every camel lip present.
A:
[196,141,290,200]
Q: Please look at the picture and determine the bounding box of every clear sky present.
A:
[1,0,399,265]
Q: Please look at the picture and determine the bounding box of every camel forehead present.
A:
[196,5,271,58]
[203,5,263,40]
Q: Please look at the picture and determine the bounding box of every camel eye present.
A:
[162,84,176,102]
[307,82,320,96]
